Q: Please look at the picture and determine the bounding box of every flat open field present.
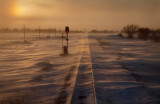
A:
[0,33,160,104]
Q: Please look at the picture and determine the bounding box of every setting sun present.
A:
[12,5,20,17]
[11,1,28,17]
[1,0,160,30]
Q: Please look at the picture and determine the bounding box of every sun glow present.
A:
[11,1,29,17]
[12,5,20,16]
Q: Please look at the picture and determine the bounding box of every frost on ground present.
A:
[0,33,84,104]
[0,32,160,104]
[89,33,160,104]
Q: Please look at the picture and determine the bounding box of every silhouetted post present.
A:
[48,28,50,38]
[66,33,68,47]
[39,26,40,39]
[60,26,69,55]
[62,33,64,54]
[65,26,69,48]
[64,26,69,54]
[55,27,57,37]
[23,25,26,42]
[62,33,64,46]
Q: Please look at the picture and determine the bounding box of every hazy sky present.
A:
[0,0,160,30]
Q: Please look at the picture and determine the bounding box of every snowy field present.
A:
[0,33,160,104]
[0,33,83,104]
[89,33,160,104]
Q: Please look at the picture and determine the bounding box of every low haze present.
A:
[0,0,160,30]
[1,0,160,104]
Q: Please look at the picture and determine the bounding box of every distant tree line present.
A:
[119,24,160,42]
[89,29,116,33]
[0,27,85,33]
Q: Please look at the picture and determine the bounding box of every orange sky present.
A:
[0,0,160,30]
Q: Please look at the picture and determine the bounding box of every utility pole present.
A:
[23,25,26,42]
[39,26,40,39]
[62,33,64,52]
[49,28,50,38]
[55,26,57,37]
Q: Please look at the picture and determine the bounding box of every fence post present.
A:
[39,26,40,39]
[23,25,26,42]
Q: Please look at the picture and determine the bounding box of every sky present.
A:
[0,0,160,30]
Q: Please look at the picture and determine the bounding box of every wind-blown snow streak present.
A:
[89,33,159,104]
